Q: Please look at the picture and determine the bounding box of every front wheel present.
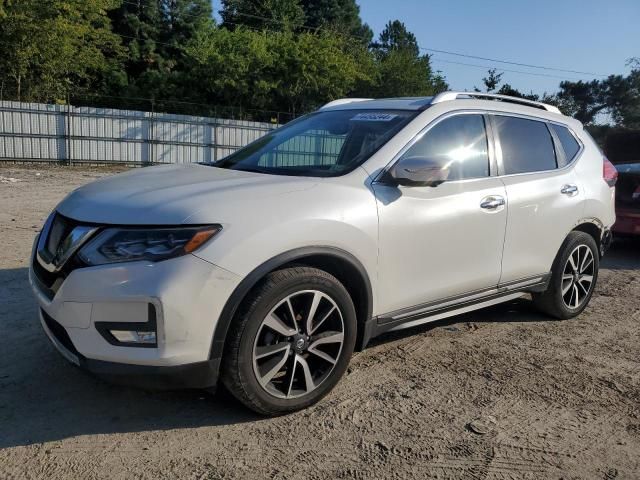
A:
[221,267,357,415]
[533,231,599,319]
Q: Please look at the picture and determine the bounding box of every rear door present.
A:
[493,114,586,284]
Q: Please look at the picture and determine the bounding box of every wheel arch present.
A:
[571,218,609,256]
[209,247,374,364]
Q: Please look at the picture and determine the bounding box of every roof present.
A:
[320,97,434,111]
[319,91,570,122]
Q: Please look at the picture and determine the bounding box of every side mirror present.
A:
[388,156,450,187]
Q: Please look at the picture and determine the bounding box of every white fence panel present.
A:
[0,101,279,165]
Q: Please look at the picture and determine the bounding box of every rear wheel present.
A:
[221,267,356,415]
[533,231,599,319]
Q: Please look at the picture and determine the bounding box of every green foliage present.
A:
[481,68,503,92]
[372,20,419,56]
[221,0,305,31]
[365,21,448,98]
[496,84,541,101]
[108,0,213,100]
[300,0,373,44]
[0,0,124,102]
[0,0,633,127]
[183,26,374,116]
[557,61,640,127]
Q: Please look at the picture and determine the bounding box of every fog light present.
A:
[95,303,158,348]
[110,330,156,344]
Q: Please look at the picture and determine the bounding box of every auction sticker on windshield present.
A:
[351,113,399,122]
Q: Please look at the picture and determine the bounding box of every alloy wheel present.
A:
[252,290,345,399]
[561,244,595,309]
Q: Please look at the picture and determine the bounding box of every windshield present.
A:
[214,109,416,177]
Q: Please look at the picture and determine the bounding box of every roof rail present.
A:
[431,91,562,114]
[320,98,373,109]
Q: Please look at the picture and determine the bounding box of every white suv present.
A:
[30,92,617,415]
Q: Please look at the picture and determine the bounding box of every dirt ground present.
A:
[1,164,639,480]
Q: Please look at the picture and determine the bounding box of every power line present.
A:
[221,10,606,78]
[424,48,606,77]
[111,0,606,80]
[430,57,586,81]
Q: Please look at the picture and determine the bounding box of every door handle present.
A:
[480,195,505,210]
[561,184,578,196]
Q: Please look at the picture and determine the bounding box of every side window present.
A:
[400,114,489,181]
[550,123,581,165]
[493,115,557,174]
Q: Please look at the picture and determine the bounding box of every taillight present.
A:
[603,157,618,187]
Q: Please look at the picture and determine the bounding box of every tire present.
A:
[221,267,357,415]
[532,231,599,320]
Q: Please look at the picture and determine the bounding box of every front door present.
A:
[373,113,507,316]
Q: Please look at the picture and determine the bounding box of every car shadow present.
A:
[0,267,259,449]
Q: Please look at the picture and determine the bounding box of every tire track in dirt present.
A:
[1,165,640,479]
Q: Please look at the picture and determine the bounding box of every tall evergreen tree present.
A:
[109,0,165,81]
[108,0,212,101]
[367,20,447,98]
[300,0,372,44]
[220,0,305,31]
[372,19,419,56]
[161,0,213,48]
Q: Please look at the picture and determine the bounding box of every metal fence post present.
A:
[212,107,218,163]
[149,100,155,165]
[66,100,72,166]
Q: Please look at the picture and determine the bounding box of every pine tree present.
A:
[300,0,372,44]
[221,0,305,31]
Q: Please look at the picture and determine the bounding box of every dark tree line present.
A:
[0,0,637,128]
[0,0,447,119]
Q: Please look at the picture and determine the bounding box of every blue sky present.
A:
[357,0,639,95]
[212,1,639,95]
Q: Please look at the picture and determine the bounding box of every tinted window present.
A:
[214,110,415,177]
[551,123,580,165]
[400,115,489,181]
[494,116,557,174]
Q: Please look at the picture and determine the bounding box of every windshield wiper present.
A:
[230,166,269,174]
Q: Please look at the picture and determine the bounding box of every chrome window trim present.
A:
[373,109,585,186]
[546,121,568,168]
[490,112,585,178]
[547,121,585,166]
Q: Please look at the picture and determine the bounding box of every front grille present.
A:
[32,213,91,299]
[45,214,75,258]
[41,309,80,357]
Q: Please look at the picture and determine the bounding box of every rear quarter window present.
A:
[551,124,581,165]
[493,115,557,175]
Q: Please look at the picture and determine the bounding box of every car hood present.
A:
[57,164,317,225]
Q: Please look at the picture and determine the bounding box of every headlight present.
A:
[78,225,221,266]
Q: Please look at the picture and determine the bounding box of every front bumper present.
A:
[30,238,241,388]
[40,308,220,389]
